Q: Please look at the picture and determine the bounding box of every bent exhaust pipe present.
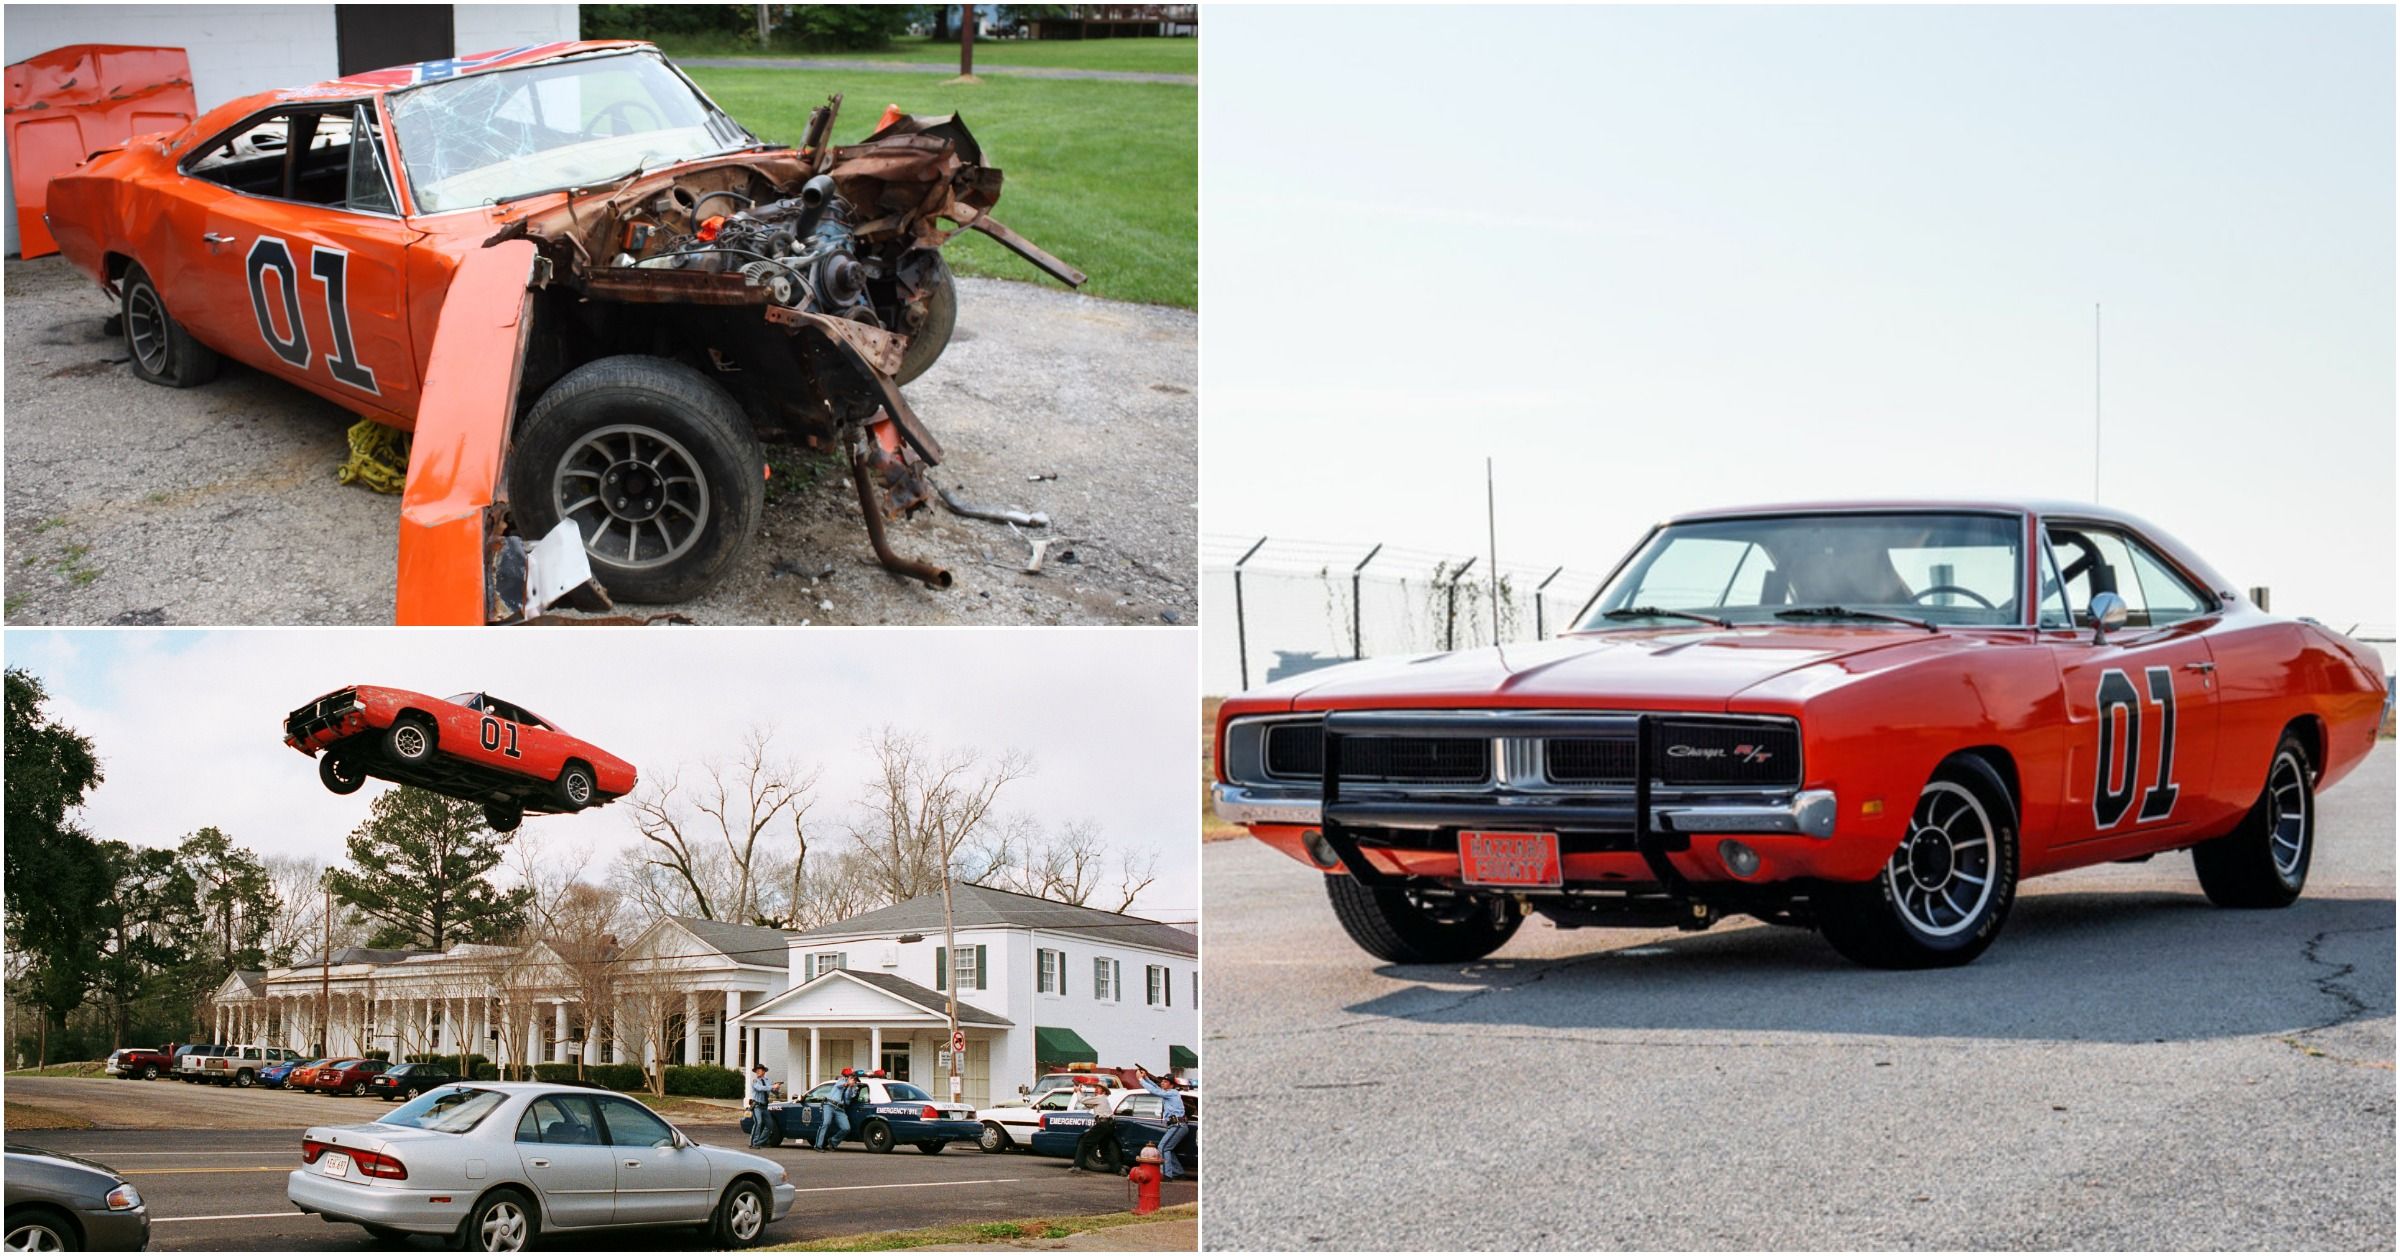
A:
[850,452,952,590]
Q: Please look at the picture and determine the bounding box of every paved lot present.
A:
[1201,743,2395,1251]
[3,256,1196,627]
[6,1086,1193,1251]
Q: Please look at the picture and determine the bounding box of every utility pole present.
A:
[2092,302,2102,502]
[317,880,332,1057]
[939,874,962,1103]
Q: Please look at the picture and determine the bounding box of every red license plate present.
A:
[1458,831,1562,887]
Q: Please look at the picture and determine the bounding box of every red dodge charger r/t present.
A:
[1212,502,2387,968]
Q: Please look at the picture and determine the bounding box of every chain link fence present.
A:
[1201,535,1612,694]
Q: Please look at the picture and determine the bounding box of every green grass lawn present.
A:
[5,1060,106,1078]
[660,35,1199,77]
[688,67,1195,308]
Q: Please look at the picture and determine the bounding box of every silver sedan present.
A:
[285,1082,794,1251]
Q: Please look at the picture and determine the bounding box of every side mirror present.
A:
[1017,1084,1031,1095]
[2088,591,2129,644]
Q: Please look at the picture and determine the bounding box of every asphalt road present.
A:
[3,256,1196,627]
[1200,743,2396,1251]
[16,1119,1194,1251]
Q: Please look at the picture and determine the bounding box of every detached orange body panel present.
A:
[6,44,198,258]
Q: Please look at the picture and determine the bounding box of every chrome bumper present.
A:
[1212,782,1839,839]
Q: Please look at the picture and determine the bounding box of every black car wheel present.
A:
[710,1179,770,1248]
[1324,875,1524,964]
[506,355,765,604]
[861,1121,895,1153]
[319,753,366,795]
[4,1206,78,1252]
[457,1189,534,1253]
[351,1081,370,1098]
[120,261,220,388]
[554,762,596,811]
[386,717,436,765]
[1074,1134,1122,1175]
[234,1069,255,1088]
[484,803,523,834]
[1818,755,2020,969]
[977,1123,1010,1153]
[2193,733,2315,907]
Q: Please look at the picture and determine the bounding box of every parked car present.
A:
[1028,1088,1200,1174]
[368,1062,460,1103]
[260,1057,326,1090]
[5,1145,149,1251]
[1214,501,2391,969]
[975,1085,1110,1152]
[300,1058,390,1097]
[1024,1070,1127,1100]
[285,685,637,832]
[741,1076,980,1153]
[102,1047,172,1080]
[46,41,1081,615]
[168,1043,228,1081]
[286,1083,793,1249]
[181,1044,304,1088]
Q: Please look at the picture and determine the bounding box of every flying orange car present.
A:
[45,41,1083,623]
[1213,501,2390,969]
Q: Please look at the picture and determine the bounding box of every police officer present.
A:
[815,1067,860,1151]
[746,1064,776,1147]
[1137,1067,1190,1180]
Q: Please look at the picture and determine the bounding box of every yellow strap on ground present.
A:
[336,419,412,495]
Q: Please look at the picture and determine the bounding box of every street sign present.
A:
[951,1029,966,1054]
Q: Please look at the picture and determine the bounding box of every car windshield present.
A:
[1581,512,2024,629]
[387,50,752,211]
[379,1086,504,1133]
[883,1082,934,1101]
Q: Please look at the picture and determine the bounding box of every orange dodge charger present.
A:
[45,41,1080,621]
[1212,502,2389,968]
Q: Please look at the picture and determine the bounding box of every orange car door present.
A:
[2040,523,2223,854]
[178,103,418,419]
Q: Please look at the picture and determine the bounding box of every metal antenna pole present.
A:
[1231,536,1267,690]
[2093,303,2101,502]
[1486,458,1501,642]
[1351,543,1383,659]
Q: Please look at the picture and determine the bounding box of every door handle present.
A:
[2184,661,2216,673]
[528,1158,548,1167]
[202,232,237,246]
[623,1158,642,1168]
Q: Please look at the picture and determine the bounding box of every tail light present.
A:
[921,1106,940,1120]
[300,1139,406,1180]
[301,1138,331,1163]
[1038,1115,1049,1130]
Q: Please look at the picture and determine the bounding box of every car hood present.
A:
[1250,626,1943,711]
[5,1146,124,1182]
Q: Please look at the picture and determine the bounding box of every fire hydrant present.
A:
[1127,1144,1163,1215]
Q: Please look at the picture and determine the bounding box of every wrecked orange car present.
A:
[44,40,1083,622]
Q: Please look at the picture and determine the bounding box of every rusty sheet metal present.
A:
[966,215,1088,289]
[765,306,911,376]
[396,238,541,626]
[5,44,197,258]
[583,267,767,305]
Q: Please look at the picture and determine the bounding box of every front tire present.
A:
[915,1140,947,1154]
[711,1179,770,1248]
[554,762,596,811]
[386,717,436,765]
[5,1205,79,1252]
[2193,734,2314,908]
[320,752,365,795]
[505,355,765,604]
[1324,875,1524,963]
[120,261,219,388]
[1075,1135,1122,1175]
[1818,756,2020,969]
[456,1189,535,1253]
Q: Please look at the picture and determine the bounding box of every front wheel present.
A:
[861,1121,895,1154]
[5,1206,79,1252]
[1075,1135,1122,1175]
[386,717,436,765]
[505,355,765,604]
[1324,875,1524,964]
[2192,734,2314,908]
[120,261,220,388]
[711,1180,770,1248]
[1817,756,2020,969]
[319,753,365,795]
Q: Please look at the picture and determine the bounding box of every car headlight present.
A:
[106,1183,142,1211]
[776,1167,789,1184]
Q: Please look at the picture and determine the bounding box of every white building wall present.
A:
[452,4,579,52]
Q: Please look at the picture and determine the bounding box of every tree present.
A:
[999,821,1161,912]
[848,728,1030,902]
[3,668,111,1065]
[550,883,629,1081]
[327,788,533,950]
[181,827,279,976]
[91,842,200,1048]
[623,728,820,926]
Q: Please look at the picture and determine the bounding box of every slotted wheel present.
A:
[552,424,710,570]
[126,282,169,375]
[1884,780,1997,938]
[2266,750,2310,878]
[477,1198,528,1251]
[729,1187,764,1241]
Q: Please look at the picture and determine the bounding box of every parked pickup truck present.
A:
[177,1043,302,1088]
[103,1046,174,1080]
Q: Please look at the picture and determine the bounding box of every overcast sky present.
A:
[1202,5,2393,635]
[5,628,1198,924]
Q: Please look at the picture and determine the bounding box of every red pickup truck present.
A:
[104,1046,174,1080]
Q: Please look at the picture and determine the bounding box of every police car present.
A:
[976,1085,1112,1152]
[1027,1087,1200,1174]
[742,1075,982,1154]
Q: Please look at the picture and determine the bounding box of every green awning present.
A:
[1169,1044,1198,1069]
[1034,1026,1098,1063]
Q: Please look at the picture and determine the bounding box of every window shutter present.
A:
[975,944,988,990]
[935,945,946,991]
[1165,969,1173,1007]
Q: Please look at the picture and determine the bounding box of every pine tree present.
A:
[4,667,111,1065]
[327,788,534,950]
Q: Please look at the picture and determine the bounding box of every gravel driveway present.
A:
[1201,743,2396,1250]
[3,256,1195,627]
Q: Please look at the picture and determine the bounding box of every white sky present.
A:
[1201,5,2394,636]
[4,628,1198,923]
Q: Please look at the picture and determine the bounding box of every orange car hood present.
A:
[1253,627,1946,712]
